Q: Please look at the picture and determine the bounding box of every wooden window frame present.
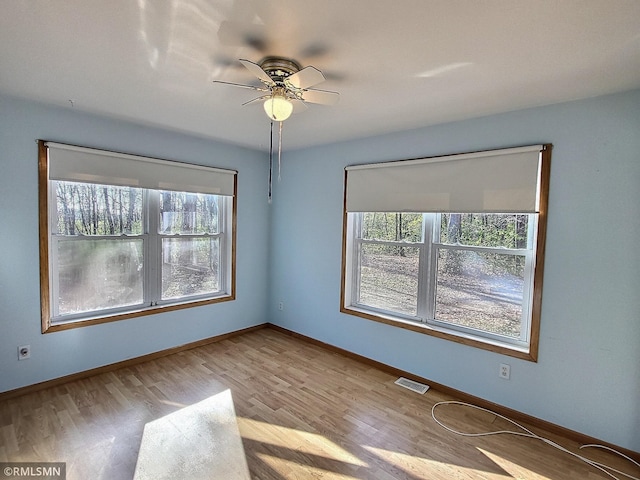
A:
[340,145,552,361]
[38,140,237,333]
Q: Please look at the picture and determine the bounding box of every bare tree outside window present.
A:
[51,182,226,320]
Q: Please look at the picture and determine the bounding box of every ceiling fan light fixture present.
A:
[263,93,293,122]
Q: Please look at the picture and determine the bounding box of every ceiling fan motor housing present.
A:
[259,56,302,84]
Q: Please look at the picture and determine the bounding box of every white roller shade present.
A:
[345,145,544,213]
[46,142,236,196]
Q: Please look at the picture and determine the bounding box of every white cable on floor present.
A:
[581,445,640,472]
[431,401,640,480]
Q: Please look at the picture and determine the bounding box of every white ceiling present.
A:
[1,0,639,151]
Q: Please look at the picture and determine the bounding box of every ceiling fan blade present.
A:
[239,59,275,86]
[301,88,340,105]
[291,99,308,114]
[212,80,269,92]
[242,95,270,106]
[218,22,269,53]
[286,66,325,89]
[297,42,331,60]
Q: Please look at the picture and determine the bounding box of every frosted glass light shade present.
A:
[263,95,293,121]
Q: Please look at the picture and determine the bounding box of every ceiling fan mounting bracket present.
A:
[258,56,302,82]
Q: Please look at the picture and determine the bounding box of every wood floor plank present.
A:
[0,327,637,479]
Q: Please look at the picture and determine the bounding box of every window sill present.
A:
[43,294,234,334]
[340,305,536,362]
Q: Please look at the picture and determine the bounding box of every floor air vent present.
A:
[394,377,430,394]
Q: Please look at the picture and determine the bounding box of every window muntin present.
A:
[347,211,538,353]
[40,140,236,332]
[157,190,224,302]
[52,181,147,319]
[49,180,232,325]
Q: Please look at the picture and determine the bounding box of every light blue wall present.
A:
[2,90,639,453]
[268,89,640,452]
[0,94,270,393]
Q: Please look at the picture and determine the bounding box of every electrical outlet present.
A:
[18,345,31,360]
[499,363,511,380]
[278,301,284,311]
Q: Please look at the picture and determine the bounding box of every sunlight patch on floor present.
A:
[256,454,361,480]
[238,417,367,467]
[363,444,512,479]
[134,389,250,480]
[478,447,550,480]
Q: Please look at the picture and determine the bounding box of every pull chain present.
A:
[268,120,273,203]
[278,121,283,181]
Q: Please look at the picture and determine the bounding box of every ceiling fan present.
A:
[213,56,339,203]
[213,56,339,122]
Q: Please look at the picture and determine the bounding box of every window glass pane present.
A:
[358,243,419,316]
[159,191,220,234]
[57,239,144,316]
[162,237,220,299]
[435,249,524,337]
[439,213,530,249]
[361,213,422,242]
[55,181,143,235]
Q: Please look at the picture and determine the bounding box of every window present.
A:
[39,141,237,332]
[341,145,551,360]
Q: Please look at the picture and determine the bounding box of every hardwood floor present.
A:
[0,327,637,479]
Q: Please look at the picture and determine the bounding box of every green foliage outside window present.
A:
[359,212,530,276]
[440,213,529,249]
